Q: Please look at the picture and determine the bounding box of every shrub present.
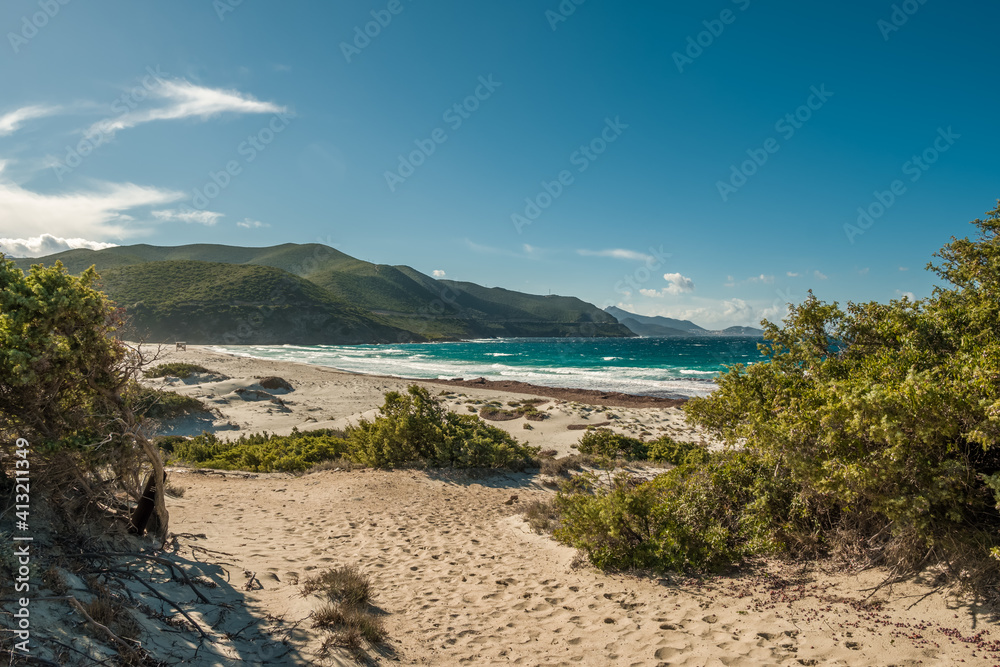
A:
[347,385,539,470]
[144,363,210,379]
[576,429,648,461]
[677,202,1000,581]
[302,565,373,607]
[0,259,170,537]
[554,451,799,572]
[131,388,208,420]
[171,429,349,473]
[540,454,593,477]
[646,436,710,466]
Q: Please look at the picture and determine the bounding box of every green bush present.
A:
[144,363,210,379]
[576,429,647,460]
[171,429,349,473]
[130,387,208,419]
[347,385,539,469]
[553,201,1000,582]
[554,451,798,572]
[647,436,710,466]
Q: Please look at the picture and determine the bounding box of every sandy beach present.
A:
[128,345,1000,665]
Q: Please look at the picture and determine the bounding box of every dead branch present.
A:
[66,595,141,661]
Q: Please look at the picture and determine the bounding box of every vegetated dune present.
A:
[135,345,1000,665]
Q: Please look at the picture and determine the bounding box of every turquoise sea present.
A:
[213,337,766,399]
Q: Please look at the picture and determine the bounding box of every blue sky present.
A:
[1,0,997,328]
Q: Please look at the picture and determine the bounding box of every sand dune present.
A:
[145,345,1000,665]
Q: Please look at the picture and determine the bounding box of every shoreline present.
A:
[194,344,696,407]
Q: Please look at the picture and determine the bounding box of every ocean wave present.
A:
[207,339,767,398]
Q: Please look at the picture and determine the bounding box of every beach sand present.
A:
[105,345,1000,665]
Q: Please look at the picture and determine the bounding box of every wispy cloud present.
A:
[236,218,269,229]
[814,270,828,280]
[0,105,60,137]
[747,274,775,284]
[0,234,117,258]
[152,209,223,226]
[465,239,539,259]
[895,289,916,301]
[91,79,287,135]
[786,271,800,277]
[0,163,182,239]
[858,267,870,275]
[898,266,909,272]
[577,248,653,263]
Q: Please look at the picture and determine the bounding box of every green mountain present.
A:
[96,260,415,345]
[605,306,764,337]
[11,244,631,344]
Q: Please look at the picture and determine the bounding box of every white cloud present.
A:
[578,248,653,263]
[786,271,800,277]
[858,267,870,276]
[236,218,269,229]
[662,272,695,294]
[432,269,446,278]
[639,288,663,298]
[0,105,60,136]
[0,164,183,239]
[898,266,909,272]
[813,270,828,280]
[152,209,223,226]
[0,234,117,258]
[91,79,287,135]
[895,290,916,301]
[747,274,775,284]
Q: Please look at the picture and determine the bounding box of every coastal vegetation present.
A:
[0,259,170,538]
[550,204,1000,592]
[169,385,540,472]
[143,362,211,378]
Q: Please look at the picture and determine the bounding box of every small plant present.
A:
[522,500,560,533]
[305,566,387,661]
[302,565,373,607]
[164,482,185,498]
[540,454,593,477]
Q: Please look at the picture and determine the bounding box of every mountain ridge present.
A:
[605,306,764,337]
[9,244,633,344]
